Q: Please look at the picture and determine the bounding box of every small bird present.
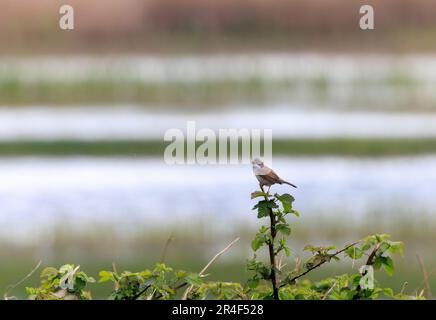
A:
[251,158,297,193]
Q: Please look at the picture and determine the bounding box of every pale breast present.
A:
[254,165,272,176]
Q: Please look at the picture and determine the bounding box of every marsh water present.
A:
[1,54,436,246]
[0,155,435,243]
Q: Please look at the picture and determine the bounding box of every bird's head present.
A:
[251,158,264,169]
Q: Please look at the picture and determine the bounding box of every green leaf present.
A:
[98,271,113,283]
[361,243,371,251]
[138,270,152,278]
[378,242,390,254]
[383,256,394,276]
[252,233,269,251]
[283,246,291,257]
[74,277,86,291]
[373,256,383,270]
[252,200,277,218]
[251,238,262,252]
[40,267,58,279]
[345,247,363,260]
[185,274,202,287]
[247,278,259,289]
[388,241,404,256]
[276,223,291,235]
[383,288,394,297]
[59,264,74,274]
[251,191,268,199]
[303,245,316,252]
[275,193,294,213]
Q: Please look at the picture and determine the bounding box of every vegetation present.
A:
[0,74,425,108]
[2,138,436,157]
[4,190,422,300]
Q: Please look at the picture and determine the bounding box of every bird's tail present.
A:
[279,179,297,188]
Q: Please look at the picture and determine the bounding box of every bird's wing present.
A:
[255,166,281,184]
[266,169,281,181]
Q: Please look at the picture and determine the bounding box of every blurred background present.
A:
[1,0,436,298]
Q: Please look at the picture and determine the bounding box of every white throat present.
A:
[252,163,262,172]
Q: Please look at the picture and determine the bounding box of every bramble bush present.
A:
[14,190,423,300]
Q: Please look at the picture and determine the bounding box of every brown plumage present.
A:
[252,158,297,192]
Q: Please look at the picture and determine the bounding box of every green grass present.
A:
[0,78,297,106]
[0,73,425,109]
[1,138,436,157]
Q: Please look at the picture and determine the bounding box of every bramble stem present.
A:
[282,241,361,286]
[265,193,279,300]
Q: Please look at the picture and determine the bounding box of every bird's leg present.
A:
[266,185,271,195]
[260,184,265,193]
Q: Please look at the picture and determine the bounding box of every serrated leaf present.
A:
[283,246,291,257]
[276,223,291,235]
[40,267,58,279]
[251,191,268,199]
[98,271,113,283]
[388,241,404,257]
[383,288,394,297]
[139,270,153,278]
[253,200,276,218]
[303,245,316,252]
[185,274,202,287]
[252,235,268,251]
[345,247,363,260]
[275,193,294,213]
[59,264,74,274]
[383,256,394,276]
[247,278,259,289]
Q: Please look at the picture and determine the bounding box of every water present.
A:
[2,54,436,84]
[2,54,436,110]
[1,156,435,243]
[2,107,436,140]
[1,54,435,245]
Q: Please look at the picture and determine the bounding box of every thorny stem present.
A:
[281,241,361,287]
[264,193,279,300]
[366,242,381,266]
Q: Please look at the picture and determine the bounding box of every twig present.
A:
[181,237,240,300]
[417,254,432,299]
[59,265,80,288]
[160,233,174,263]
[152,279,189,300]
[366,242,381,266]
[400,282,408,295]
[130,284,152,300]
[281,241,360,287]
[322,280,338,300]
[132,234,175,300]
[414,265,436,295]
[111,262,119,291]
[277,255,286,272]
[267,208,279,299]
[4,260,42,299]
